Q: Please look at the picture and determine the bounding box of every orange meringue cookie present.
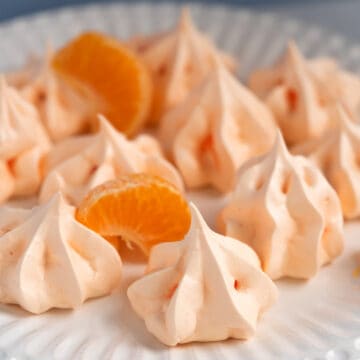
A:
[131,8,235,123]
[40,116,183,205]
[219,131,344,280]
[0,76,50,201]
[159,64,276,193]
[249,42,360,146]
[0,193,122,314]
[293,106,360,219]
[249,42,330,146]
[127,203,277,346]
[21,47,91,141]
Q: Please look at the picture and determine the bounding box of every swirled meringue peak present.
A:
[219,131,344,280]
[250,42,360,146]
[131,8,235,122]
[40,116,183,205]
[0,76,50,201]
[21,47,91,141]
[127,203,277,346]
[159,64,276,193]
[0,193,122,314]
[293,105,360,219]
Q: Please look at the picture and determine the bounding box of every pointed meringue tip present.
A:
[275,128,285,143]
[286,40,303,63]
[97,114,115,133]
[287,40,298,52]
[273,129,289,153]
[45,40,54,54]
[45,41,54,62]
[178,7,193,30]
[287,40,301,55]
[97,113,109,126]
[97,114,127,142]
[46,192,66,210]
[189,201,199,214]
[189,202,207,227]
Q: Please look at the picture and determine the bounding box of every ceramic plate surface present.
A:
[0,2,360,360]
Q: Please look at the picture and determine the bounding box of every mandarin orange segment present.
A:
[52,32,152,136]
[76,174,191,255]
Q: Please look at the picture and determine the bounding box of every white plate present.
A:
[0,2,360,360]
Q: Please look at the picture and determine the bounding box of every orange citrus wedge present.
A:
[76,173,191,255]
[52,31,152,136]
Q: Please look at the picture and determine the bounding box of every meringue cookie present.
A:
[219,131,344,280]
[249,42,331,146]
[131,8,235,122]
[21,47,91,141]
[293,106,360,219]
[0,76,50,201]
[249,42,360,146]
[159,64,276,193]
[40,116,183,205]
[127,203,277,346]
[0,193,122,314]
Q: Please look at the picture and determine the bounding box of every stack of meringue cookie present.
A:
[1,8,359,348]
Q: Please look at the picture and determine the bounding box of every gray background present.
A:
[0,0,359,42]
